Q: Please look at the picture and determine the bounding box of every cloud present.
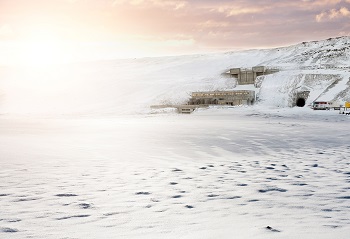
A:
[1,0,350,58]
[312,0,342,6]
[113,0,144,5]
[218,6,265,17]
[316,7,350,22]
[108,0,350,51]
[112,0,187,10]
[154,0,187,10]
[316,12,328,22]
[163,38,195,47]
[202,2,269,17]
[300,0,341,6]
[198,20,230,29]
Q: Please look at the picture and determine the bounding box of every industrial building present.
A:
[229,66,278,85]
[151,65,278,113]
[189,90,255,106]
[179,66,276,113]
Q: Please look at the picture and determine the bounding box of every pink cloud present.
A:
[0,0,350,58]
[316,7,350,22]
[216,6,266,17]
[113,0,188,10]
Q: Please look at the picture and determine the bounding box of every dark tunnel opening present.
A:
[296,98,306,107]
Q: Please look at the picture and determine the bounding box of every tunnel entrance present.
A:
[296,98,306,107]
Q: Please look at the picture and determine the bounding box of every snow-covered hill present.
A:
[1,37,350,239]
[0,36,349,115]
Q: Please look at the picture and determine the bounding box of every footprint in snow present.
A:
[207,194,219,198]
[135,192,151,195]
[171,195,182,199]
[56,215,90,220]
[258,187,287,193]
[55,194,78,197]
[0,227,18,233]
[266,226,281,232]
[78,203,92,209]
[172,168,183,172]
[247,199,259,202]
[14,197,40,202]
[225,196,241,200]
[6,219,21,223]
[337,196,350,199]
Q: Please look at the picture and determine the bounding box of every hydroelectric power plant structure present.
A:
[176,66,278,113]
[151,65,319,114]
[229,66,278,85]
[189,90,255,106]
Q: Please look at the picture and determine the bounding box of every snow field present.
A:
[0,108,349,238]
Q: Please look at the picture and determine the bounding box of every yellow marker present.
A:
[345,102,350,108]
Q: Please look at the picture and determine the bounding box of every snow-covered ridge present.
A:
[260,36,350,69]
[0,36,349,115]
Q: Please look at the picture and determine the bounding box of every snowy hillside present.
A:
[0,36,350,115]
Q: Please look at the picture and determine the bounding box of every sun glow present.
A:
[20,42,63,66]
[12,33,151,67]
[17,31,72,67]
[2,25,197,67]
[19,40,65,66]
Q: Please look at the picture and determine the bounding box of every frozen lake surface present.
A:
[0,107,349,238]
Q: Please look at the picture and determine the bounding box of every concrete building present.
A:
[151,65,279,113]
[180,66,278,112]
[229,66,278,85]
[189,90,255,106]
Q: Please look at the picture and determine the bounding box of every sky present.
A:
[0,0,350,65]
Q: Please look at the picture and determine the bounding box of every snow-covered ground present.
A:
[0,107,349,238]
[0,37,350,238]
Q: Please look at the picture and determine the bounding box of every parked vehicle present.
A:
[312,101,330,110]
[329,100,342,110]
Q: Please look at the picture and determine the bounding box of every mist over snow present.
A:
[1,36,350,116]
